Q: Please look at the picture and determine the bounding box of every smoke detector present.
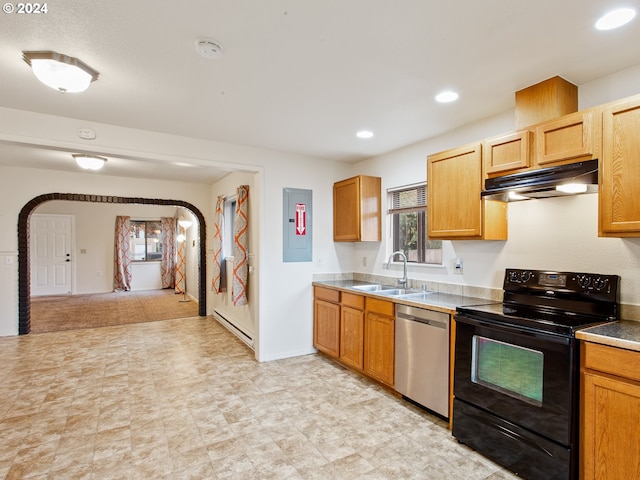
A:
[195,39,223,59]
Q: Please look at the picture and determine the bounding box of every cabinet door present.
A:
[364,312,395,387]
[340,306,364,370]
[581,371,640,480]
[535,110,599,167]
[313,299,340,358]
[333,175,381,242]
[428,142,483,238]
[599,96,640,236]
[333,176,360,241]
[484,130,531,176]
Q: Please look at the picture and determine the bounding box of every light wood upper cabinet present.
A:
[534,109,601,168]
[333,175,381,242]
[581,341,640,480]
[599,94,640,237]
[428,142,507,240]
[484,130,532,176]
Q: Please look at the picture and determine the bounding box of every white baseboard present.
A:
[213,309,254,350]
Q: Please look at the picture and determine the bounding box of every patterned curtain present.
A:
[212,195,227,293]
[113,216,132,291]
[175,224,186,294]
[232,185,249,306]
[161,217,176,288]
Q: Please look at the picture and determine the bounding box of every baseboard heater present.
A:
[213,309,254,350]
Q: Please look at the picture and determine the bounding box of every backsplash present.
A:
[312,272,503,302]
[312,272,640,321]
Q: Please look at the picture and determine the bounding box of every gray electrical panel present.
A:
[283,188,312,262]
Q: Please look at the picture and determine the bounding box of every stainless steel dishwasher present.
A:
[395,304,450,418]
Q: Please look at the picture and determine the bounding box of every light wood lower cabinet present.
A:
[313,288,395,388]
[581,341,640,480]
[313,287,340,358]
[364,298,395,387]
[340,292,365,370]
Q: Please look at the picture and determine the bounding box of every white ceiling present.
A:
[1,0,639,183]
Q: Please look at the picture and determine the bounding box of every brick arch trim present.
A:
[18,193,207,334]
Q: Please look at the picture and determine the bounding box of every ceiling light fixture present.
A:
[435,91,459,103]
[595,8,636,30]
[178,218,193,229]
[23,51,99,93]
[73,154,107,171]
[356,130,374,139]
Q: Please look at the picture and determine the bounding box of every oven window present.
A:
[471,336,543,406]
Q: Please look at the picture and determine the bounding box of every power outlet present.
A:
[454,258,463,274]
[362,256,367,267]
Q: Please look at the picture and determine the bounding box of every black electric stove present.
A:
[457,268,620,336]
[452,268,620,480]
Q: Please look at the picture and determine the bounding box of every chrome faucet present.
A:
[386,251,408,287]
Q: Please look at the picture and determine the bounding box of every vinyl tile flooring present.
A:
[0,317,520,479]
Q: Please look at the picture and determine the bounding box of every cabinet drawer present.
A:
[314,286,340,303]
[365,297,395,317]
[582,341,640,382]
[342,292,364,309]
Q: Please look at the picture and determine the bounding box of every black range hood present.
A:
[482,159,598,201]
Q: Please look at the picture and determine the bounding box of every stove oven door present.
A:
[453,312,577,447]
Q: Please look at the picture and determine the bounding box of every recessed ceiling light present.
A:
[435,91,459,103]
[595,8,636,30]
[356,130,374,139]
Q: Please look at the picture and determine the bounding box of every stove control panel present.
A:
[504,268,620,301]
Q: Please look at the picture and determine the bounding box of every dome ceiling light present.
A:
[72,154,107,171]
[23,51,99,93]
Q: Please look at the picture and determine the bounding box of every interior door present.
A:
[30,214,73,296]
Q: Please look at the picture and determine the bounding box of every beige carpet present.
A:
[30,289,199,333]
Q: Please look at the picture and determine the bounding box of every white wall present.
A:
[34,202,177,293]
[0,112,352,363]
[0,165,211,335]
[349,66,640,309]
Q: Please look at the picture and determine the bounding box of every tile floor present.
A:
[0,317,519,479]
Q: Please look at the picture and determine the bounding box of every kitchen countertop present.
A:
[313,279,498,315]
[576,320,640,352]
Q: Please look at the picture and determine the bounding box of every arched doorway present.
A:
[17,193,207,334]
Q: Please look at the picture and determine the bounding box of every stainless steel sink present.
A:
[375,288,424,297]
[351,284,428,298]
[397,291,437,301]
[351,284,396,292]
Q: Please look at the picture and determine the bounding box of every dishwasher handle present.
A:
[397,311,448,330]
